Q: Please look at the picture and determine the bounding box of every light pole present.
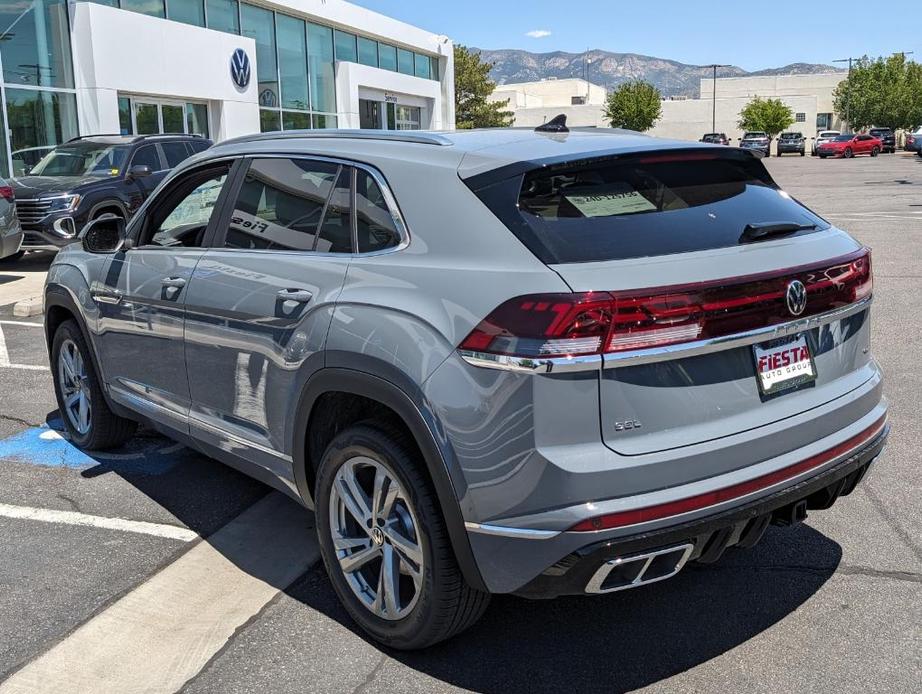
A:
[833,57,857,133]
[706,64,730,133]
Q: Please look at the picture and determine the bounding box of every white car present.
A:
[812,130,841,156]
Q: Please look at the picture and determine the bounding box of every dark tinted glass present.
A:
[356,169,400,252]
[161,142,191,167]
[130,145,161,170]
[476,151,829,264]
[224,158,345,252]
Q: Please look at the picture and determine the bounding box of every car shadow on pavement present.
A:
[286,524,841,694]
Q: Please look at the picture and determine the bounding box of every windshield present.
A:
[833,135,854,142]
[870,129,890,136]
[781,134,801,139]
[819,132,839,138]
[29,142,129,177]
[743,133,767,139]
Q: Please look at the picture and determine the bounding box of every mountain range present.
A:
[473,48,843,98]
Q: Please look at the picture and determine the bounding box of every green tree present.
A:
[833,54,922,131]
[454,45,513,129]
[603,81,662,131]
[737,97,795,138]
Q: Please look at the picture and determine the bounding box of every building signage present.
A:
[230,48,251,91]
[384,93,399,104]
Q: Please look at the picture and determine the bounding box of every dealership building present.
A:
[0,0,455,178]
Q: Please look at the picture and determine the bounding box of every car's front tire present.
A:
[51,319,136,449]
[315,423,489,650]
[871,146,880,157]
[0,250,24,263]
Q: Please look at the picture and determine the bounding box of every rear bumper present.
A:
[463,404,888,594]
[1,227,23,258]
[513,419,887,598]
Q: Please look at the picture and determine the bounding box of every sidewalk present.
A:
[0,252,54,313]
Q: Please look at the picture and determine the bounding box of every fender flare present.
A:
[291,367,487,593]
[86,198,129,221]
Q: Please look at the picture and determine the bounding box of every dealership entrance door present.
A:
[359,98,422,130]
[118,95,210,138]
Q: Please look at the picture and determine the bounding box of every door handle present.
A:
[92,289,123,305]
[276,288,313,304]
[161,277,187,289]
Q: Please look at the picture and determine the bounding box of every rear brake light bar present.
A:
[459,249,872,365]
[0,185,13,202]
[568,414,887,532]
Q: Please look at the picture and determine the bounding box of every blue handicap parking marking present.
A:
[0,424,185,475]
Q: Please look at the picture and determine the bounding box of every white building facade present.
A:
[491,73,845,144]
[0,0,455,178]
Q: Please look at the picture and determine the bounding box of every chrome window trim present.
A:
[459,296,872,374]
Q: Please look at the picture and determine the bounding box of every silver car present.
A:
[0,177,23,261]
[43,125,889,649]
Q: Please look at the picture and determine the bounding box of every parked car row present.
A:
[699,129,897,160]
[1,133,211,262]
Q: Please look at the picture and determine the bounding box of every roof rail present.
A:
[66,134,127,143]
[217,129,454,148]
[130,133,207,143]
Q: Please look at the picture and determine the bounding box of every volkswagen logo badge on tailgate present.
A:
[786,280,808,316]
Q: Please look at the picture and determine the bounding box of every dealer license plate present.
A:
[753,335,816,396]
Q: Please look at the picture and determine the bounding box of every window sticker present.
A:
[564,183,657,217]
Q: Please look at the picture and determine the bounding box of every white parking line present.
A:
[0,503,199,542]
[0,492,318,694]
[0,323,49,371]
[0,321,43,328]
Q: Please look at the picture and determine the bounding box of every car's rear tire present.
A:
[51,319,136,450]
[844,147,854,158]
[800,151,805,157]
[315,422,490,650]
[819,154,828,159]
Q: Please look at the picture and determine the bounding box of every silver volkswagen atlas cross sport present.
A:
[44,120,888,649]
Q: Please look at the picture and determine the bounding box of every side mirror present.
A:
[127,164,152,180]
[81,214,127,254]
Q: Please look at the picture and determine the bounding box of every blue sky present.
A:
[350,0,918,72]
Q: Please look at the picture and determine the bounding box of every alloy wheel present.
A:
[329,456,424,620]
[57,338,91,435]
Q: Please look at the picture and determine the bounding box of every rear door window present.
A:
[161,141,192,168]
[355,169,401,252]
[223,158,353,253]
[473,150,830,264]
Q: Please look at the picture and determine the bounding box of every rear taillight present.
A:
[0,186,13,202]
[460,249,872,359]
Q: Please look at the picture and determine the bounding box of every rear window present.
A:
[473,150,830,264]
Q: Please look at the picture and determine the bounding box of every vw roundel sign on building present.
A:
[230,48,251,91]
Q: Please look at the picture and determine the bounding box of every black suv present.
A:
[11,134,211,256]
[777,132,806,156]
[868,128,896,154]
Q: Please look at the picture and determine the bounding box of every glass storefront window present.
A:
[118,96,133,135]
[430,57,439,81]
[395,105,421,130]
[168,0,205,27]
[5,88,78,157]
[276,14,309,111]
[282,111,311,130]
[162,104,185,133]
[358,38,378,67]
[186,103,209,137]
[308,23,335,114]
[312,114,337,129]
[134,102,160,134]
[0,102,9,178]
[0,0,74,88]
[414,53,431,80]
[397,48,414,76]
[333,30,357,63]
[260,109,280,132]
[120,0,166,18]
[378,44,397,72]
[205,0,239,33]
[87,0,120,6]
[241,4,279,109]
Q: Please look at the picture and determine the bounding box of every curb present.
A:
[13,295,44,318]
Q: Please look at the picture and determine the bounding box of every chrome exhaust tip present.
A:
[585,543,694,594]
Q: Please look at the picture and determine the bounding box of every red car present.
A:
[816,133,883,159]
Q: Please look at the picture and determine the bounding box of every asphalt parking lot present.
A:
[0,153,920,694]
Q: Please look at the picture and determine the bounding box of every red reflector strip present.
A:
[569,415,887,532]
